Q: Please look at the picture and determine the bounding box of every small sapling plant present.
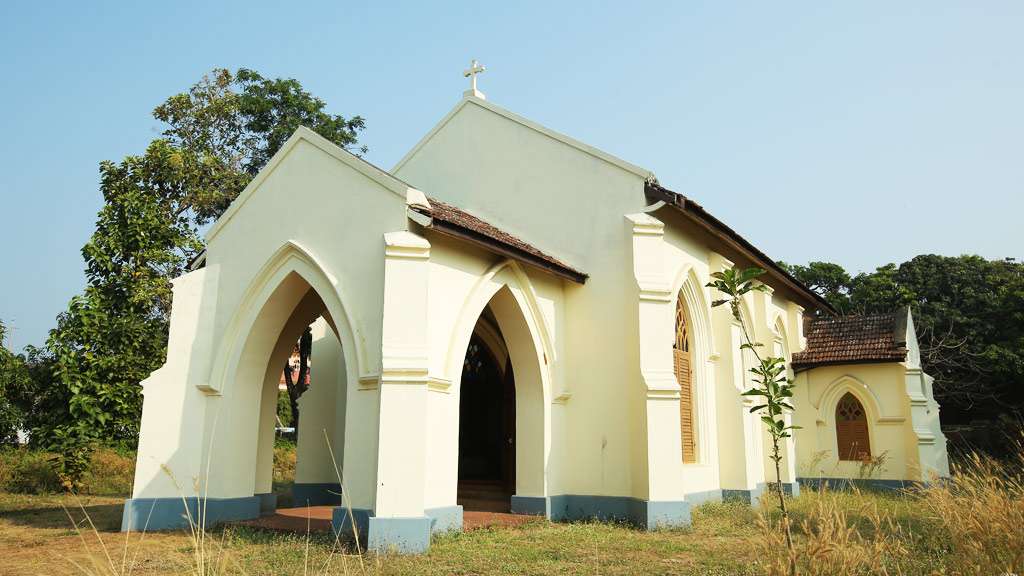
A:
[707,267,799,570]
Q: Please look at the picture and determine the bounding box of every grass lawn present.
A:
[0,489,951,576]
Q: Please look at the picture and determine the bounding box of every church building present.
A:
[123,68,950,553]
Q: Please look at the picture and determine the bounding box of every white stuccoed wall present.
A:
[393,95,814,504]
[130,127,409,512]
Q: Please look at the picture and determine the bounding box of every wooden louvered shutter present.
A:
[675,295,697,463]
[836,393,871,461]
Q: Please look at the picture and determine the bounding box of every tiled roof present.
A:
[645,182,836,314]
[791,310,908,372]
[411,197,588,284]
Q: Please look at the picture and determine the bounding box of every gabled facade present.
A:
[792,307,950,485]
[125,93,949,553]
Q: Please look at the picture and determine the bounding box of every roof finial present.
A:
[463,59,486,100]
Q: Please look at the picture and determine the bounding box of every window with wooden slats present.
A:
[836,393,871,461]
[674,294,697,463]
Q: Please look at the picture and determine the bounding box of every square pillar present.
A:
[340,230,434,553]
[625,213,690,528]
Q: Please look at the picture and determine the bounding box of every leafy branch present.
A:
[707,267,799,571]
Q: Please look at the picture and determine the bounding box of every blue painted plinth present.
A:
[121,496,260,532]
[426,505,463,533]
[255,492,277,515]
[546,495,691,530]
[292,482,342,507]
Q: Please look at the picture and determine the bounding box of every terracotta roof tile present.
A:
[411,197,587,283]
[791,311,908,372]
[645,182,836,314]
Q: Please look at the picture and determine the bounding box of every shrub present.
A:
[0,447,134,495]
[273,441,296,485]
[0,448,62,493]
[78,447,135,495]
[277,389,293,428]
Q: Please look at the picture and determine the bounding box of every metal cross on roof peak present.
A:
[463,59,486,100]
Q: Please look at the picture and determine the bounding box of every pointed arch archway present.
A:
[816,375,887,463]
[207,241,367,396]
[199,241,364,502]
[444,260,553,509]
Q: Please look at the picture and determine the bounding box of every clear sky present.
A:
[1,1,1021,351]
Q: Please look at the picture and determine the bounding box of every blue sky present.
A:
[1,1,1021,351]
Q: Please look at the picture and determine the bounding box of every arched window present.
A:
[675,293,697,463]
[836,393,871,461]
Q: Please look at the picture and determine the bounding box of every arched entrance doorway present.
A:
[448,276,549,516]
[246,277,348,513]
[457,313,516,512]
[199,259,353,516]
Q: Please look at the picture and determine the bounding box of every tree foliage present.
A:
[782,255,1024,422]
[0,321,29,445]
[778,261,852,315]
[44,142,203,453]
[30,68,364,481]
[153,68,365,223]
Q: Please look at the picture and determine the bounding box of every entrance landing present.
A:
[235,506,539,533]
[237,506,334,533]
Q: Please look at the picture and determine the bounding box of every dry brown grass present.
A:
[919,443,1024,575]
[758,491,913,576]
[756,440,1024,575]
[3,442,1023,575]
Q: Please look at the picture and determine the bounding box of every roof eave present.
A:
[409,206,588,285]
[792,355,909,373]
[645,182,836,315]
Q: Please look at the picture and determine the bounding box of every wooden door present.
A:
[675,295,697,463]
[836,393,871,460]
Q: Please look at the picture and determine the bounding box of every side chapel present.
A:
[125,68,950,552]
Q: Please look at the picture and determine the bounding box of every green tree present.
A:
[848,263,915,314]
[849,256,1024,419]
[281,327,312,435]
[153,68,365,223]
[8,345,63,445]
[778,261,853,314]
[0,320,29,445]
[45,141,203,456]
[41,69,365,481]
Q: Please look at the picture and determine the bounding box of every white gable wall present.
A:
[206,136,408,373]
[395,95,818,503]
[395,97,655,500]
[131,131,409,510]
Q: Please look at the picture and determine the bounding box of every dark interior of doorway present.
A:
[457,329,515,513]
